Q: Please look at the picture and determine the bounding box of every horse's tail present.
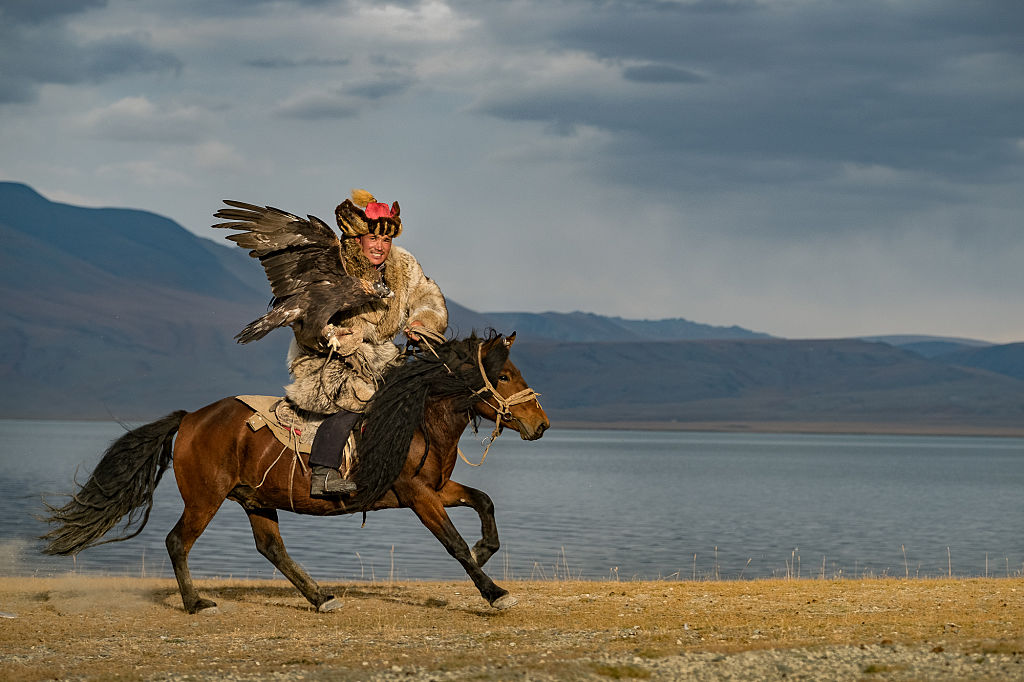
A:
[40,410,188,556]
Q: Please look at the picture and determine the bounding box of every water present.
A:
[1,420,1022,583]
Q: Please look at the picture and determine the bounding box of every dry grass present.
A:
[0,575,1021,680]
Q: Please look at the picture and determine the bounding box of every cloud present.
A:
[354,0,478,42]
[245,56,351,69]
[95,160,193,188]
[194,141,266,175]
[0,0,177,102]
[0,0,107,25]
[3,0,1023,342]
[76,96,211,143]
[273,90,359,120]
[622,64,706,84]
[467,0,1024,187]
[0,17,181,104]
[346,73,416,100]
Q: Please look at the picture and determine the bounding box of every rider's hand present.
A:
[323,324,355,351]
[405,320,425,343]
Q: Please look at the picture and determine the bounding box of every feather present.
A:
[213,200,387,344]
[350,188,375,208]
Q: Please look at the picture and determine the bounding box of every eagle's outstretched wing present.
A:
[213,200,389,344]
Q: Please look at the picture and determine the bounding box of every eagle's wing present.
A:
[213,200,382,344]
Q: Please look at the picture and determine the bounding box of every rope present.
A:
[463,343,541,465]
[408,329,541,467]
[254,408,307,512]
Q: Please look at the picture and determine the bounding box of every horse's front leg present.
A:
[437,481,499,568]
[394,480,515,610]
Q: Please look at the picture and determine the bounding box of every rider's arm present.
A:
[405,259,447,336]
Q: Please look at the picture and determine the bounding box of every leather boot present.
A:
[310,466,357,496]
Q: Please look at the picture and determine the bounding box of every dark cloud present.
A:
[84,35,183,79]
[0,6,181,105]
[471,0,1024,186]
[275,94,358,120]
[0,0,107,24]
[146,0,343,19]
[347,74,415,100]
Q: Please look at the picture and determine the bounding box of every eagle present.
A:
[213,200,392,344]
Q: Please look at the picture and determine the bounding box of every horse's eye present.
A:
[498,374,510,382]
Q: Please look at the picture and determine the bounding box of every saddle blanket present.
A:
[234,396,356,476]
[235,395,360,475]
[236,395,318,453]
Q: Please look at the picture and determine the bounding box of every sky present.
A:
[2,0,1023,343]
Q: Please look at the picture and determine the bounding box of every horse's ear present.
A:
[505,331,516,348]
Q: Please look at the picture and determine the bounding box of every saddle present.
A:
[235,395,356,474]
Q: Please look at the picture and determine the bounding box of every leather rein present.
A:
[411,328,542,466]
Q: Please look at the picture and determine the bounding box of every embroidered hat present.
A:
[335,189,402,238]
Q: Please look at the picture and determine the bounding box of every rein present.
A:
[411,328,541,466]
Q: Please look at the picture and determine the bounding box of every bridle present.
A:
[411,329,542,466]
[471,342,541,430]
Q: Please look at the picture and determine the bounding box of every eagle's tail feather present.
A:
[234,306,298,344]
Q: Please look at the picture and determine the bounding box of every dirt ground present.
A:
[1,575,1021,680]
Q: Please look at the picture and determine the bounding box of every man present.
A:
[284,189,448,496]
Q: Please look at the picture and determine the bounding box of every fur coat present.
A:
[284,239,447,414]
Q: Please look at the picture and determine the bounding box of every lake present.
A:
[1,420,1021,582]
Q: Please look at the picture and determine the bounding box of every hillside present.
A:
[0,182,288,418]
[470,310,769,343]
[513,338,1024,431]
[2,181,1023,432]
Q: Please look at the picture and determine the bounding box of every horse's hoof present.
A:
[317,597,343,613]
[188,598,218,615]
[491,594,517,611]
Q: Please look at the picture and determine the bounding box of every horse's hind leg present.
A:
[438,481,500,568]
[166,501,222,614]
[246,508,342,612]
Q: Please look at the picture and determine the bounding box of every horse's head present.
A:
[474,332,549,440]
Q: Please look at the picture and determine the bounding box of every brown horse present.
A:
[42,332,549,613]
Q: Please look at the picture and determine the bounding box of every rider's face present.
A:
[356,233,392,266]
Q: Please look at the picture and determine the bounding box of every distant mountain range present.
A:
[2,181,1022,434]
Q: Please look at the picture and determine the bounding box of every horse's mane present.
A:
[346,331,510,509]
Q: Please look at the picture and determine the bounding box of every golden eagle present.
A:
[213,200,391,344]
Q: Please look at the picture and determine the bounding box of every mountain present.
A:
[0,182,289,419]
[941,342,1024,382]
[860,335,993,359]
[452,310,769,343]
[512,338,1024,430]
[3,181,1023,434]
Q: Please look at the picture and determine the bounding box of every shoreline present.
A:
[7,415,1024,438]
[2,575,1021,680]
[554,419,1024,437]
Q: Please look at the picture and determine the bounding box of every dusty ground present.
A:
[1,575,1021,680]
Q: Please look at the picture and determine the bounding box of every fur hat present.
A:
[335,189,402,238]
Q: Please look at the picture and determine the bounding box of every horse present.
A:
[41,332,549,613]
